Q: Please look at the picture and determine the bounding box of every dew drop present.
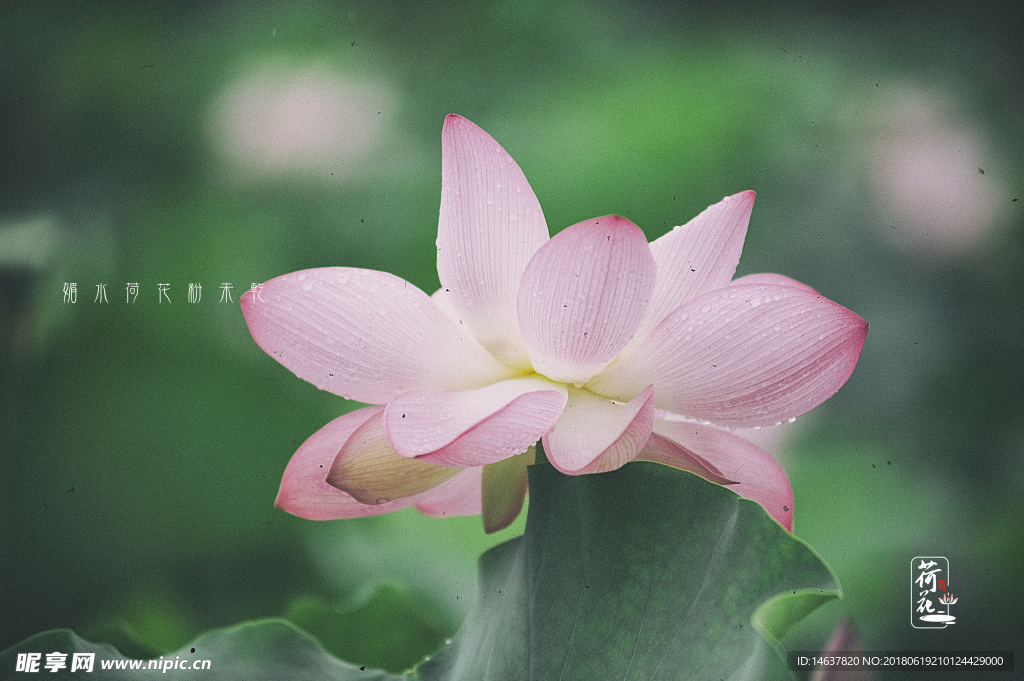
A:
[302,282,312,291]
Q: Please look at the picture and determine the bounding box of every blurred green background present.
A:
[2,0,1021,677]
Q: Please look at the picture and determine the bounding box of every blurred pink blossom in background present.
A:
[869,86,1006,256]
[212,64,395,180]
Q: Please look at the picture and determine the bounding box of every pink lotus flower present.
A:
[242,115,867,533]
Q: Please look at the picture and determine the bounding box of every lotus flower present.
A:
[242,115,867,533]
[939,593,958,605]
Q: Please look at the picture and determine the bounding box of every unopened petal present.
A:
[276,407,442,520]
[327,407,462,504]
[643,420,794,531]
[437,115,548,368]
[518,215,656,384]
[481,447,534,533]
[590,281,868,428]
[384,376,568,467]
[543,385,655,474]
[242,267,516,405]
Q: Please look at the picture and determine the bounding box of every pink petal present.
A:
[635,433,736,486]
[242,267,515,405]
[276,406,447,520]
[589,281,868,428]
[384,377,568,467]
[643,420,794,531]
[543,385,655,475]
[328,407,462,504]
[518,215,656,384]
[630,191,755,351]
[414,465,484,517]
[437,115,549,368]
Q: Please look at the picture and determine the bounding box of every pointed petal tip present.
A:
[442,113,483,136]
[589,214,640,229]
[712,189,755,210]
